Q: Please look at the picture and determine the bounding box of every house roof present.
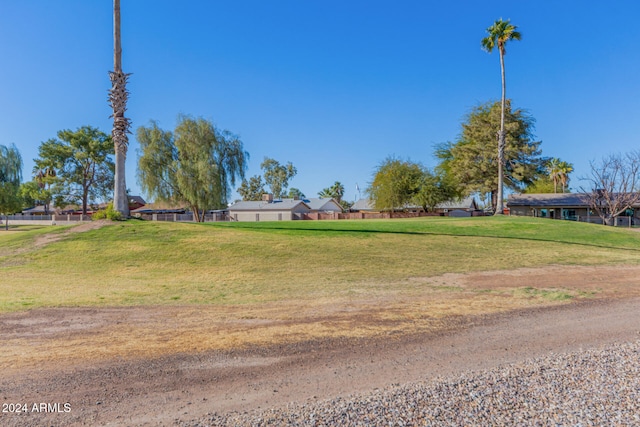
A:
[22,205,55,214]
[228,199,311,211]
[507,193,592,207]
[128,195,146,205]
[301,197,342,211]
[351,199,375,211]
[436,196,478,210]
[130,202,187,214]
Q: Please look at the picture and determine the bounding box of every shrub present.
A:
[92,202,123,221]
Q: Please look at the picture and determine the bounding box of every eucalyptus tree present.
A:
[261,157,297,199]
[0,144,22,229]
[237,175,266,201]
[287,188,306,199]
[108,0,131,217]
[34,127,114,215]
[137,116,248,222]
[482,18,521,214]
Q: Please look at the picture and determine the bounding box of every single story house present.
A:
[301,197,343,213]
[433,196,479,216]
[228,198,311,221]
[350,198,375,212]
[507,192,640,225]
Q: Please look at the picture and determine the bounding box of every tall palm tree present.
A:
[482,19,521,215]
[558,160,573,193]
[330,181,345,203]
[109,0,131,217]
[546,157,562,193]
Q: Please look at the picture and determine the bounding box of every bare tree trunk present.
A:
[495,49,506,216]
[110,0,130,218]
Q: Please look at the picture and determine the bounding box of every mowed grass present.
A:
[1,216,639,312]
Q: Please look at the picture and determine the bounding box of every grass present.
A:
[1,216,639,312]
[2,215,640,367]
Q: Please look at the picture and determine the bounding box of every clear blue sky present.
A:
[2,1,639,204]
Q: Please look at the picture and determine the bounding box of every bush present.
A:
[92,202,123,221]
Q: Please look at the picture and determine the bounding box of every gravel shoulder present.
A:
[1,296,639,426]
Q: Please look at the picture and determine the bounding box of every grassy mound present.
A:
[1,216,638,312]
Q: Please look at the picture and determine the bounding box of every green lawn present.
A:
[1,216,639,312]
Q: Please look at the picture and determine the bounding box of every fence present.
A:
[139,212,230,222]
[2,214,92,226]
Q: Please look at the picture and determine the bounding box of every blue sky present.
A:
[2,1,640,204]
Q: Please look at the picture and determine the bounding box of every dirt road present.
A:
[1,296,639,426]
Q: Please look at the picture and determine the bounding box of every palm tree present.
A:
[109,0,131,217]
[330,181,345,203]
[546,157,562,193]
[482,19,521,215]
[558,160,573,193]
[318,181,345,202]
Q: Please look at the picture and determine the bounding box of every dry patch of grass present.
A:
[3,264,640,371]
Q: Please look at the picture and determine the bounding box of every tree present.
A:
[367,157,423,211]
[546,157,562,193]
[237,175,266,201]
[412,169,457,212]
[435,100,543,213]
[581,152,640,226]
[261,157,297,199]
[109,0,132,217]
[137,116,248,222]
[482,18,521,215]
[318,181,345,202]
[545,158,573,193]
[523,176,556,194]
[558,160,574,193]
[34,126,114,215]
[0,144,22,230]
[287,187,306,199]
[20,180,51,210]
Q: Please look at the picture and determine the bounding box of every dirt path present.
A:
[1,297,639,426]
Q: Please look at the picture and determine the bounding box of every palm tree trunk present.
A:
[495,49,506,216]
[111,0,130,217]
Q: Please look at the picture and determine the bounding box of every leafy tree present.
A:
[0,144,22,229]
[412,169,457,212]
[287,187,306,199]
[367,157,423,211]
[523,176,555,194]
[237,175,266,201]
[137,116,248,222]
[19,180,51,210]
[261,157,297,199]
[435,100,543,213]
[318,181,345,202]
[109,0,132,217]
[581,152,640,225]
[482,18,521,215]
[34,126,114,215]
